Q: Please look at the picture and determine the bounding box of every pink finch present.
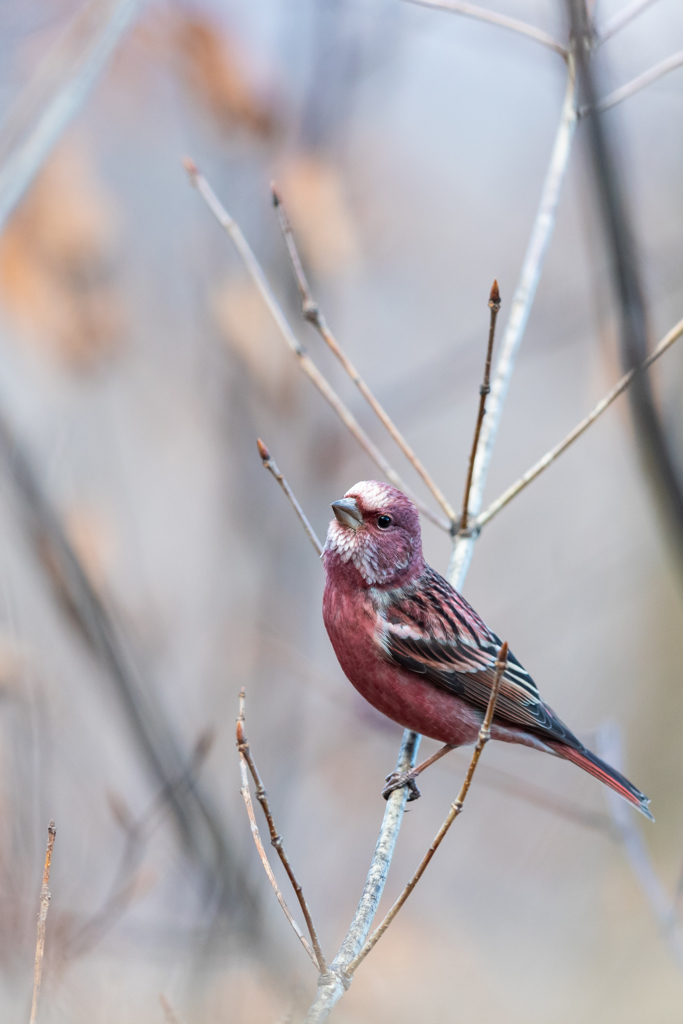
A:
[322,480,652,820]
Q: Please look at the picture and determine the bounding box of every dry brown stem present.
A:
[346,643,508,973]
[183,157,450,533]
[257,439,323,554]
[237,690,327,973]
[460,280,500,533]
[29,820,57,1024]
[271,184,457,526]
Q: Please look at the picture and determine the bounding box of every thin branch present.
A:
[30,820,57,1024]
[460,280,501,533]
[403,0,568,60]
[0,0,141,234]
[475,314,683,530]
[257,440,323,555]
[598,0,660,45]
[159,994,187,1024]
[237,690,328,974]
[592,49,683,114]
[184,159,449,533]
[346,643,508,974]
[271,185,457,526]
[447,55,577,588]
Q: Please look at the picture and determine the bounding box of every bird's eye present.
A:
[377,515,392,529]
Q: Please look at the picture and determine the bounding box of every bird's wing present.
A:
[374,567,579,745]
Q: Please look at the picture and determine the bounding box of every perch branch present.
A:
[447,54,577,587]
[593,49,683,113]
[598,0,660,44]
[271,184,457,526]
[460,280,501,533]
[257,440,323,555]
[184,158,449,533]
[30,820,57,1024]
[403,0,568,59]
[475,314,683,530]
[237,691,325,972]
[347,643,508,973]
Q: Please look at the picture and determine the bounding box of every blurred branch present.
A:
[271,184,457,527]
[403,0,568,59]
[159,994,187,1024]
[183,158,450,533]
[475,314,683,530]
[598,0,660,44]
[448,55,577,587]
[256,440,323,555]
[30,821,56,1024]
[237,691,323,971]
[0,0,141,234]
[592,49,683,113]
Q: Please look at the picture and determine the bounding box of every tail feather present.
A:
[549,742,653,821]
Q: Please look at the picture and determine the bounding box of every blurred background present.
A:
[0,0,682,1021]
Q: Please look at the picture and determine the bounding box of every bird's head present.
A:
[323,480,424,588]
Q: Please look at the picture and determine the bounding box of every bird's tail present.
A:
[549,741,653,821]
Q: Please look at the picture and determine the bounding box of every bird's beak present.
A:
[331,497,363,531]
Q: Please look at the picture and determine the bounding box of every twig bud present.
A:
[256,438,271,463]
[489,278,501,310]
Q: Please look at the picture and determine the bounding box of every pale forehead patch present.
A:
[345,480,393,511]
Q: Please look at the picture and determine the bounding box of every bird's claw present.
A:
[382,770,421,802]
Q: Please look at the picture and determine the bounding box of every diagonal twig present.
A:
[598,0,660,45]
[591,49,683,114]
[475,314,683,530]
[237,690,327,973]
[403,0,568,59]
[257,440,323,555]
[159,994,187,1024]
[344,643,508,975]
[183,158,450,533]
[271,185,457,527]
[30,821,57,1024]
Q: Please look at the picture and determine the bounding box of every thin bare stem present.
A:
[184,158,449,533]
[271,185,457,526]
[460,281,501,533]
[257,439,323,555]
[598,0,660,44]
[237,691,326,972]
[403,0,568,59]
[30,821,57,1024]
[159,994,187,1024]
[475,314,683,530]
[447,55,577,588]
[346,643,508,974]
[592,49,683,113]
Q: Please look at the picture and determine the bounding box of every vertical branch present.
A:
[448,55,577,587]
[29,821,57,1024]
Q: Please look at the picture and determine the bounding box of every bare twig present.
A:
[0,0,141,233]
[183,158,449,533]
[257,440,323,555]
[447,55,577,587]
[29,821,57,1024]
[592,49,683,113]
[271,185,457,526]
[460,280,501,533]
[403,0,568,59]
[159,993,187,1024]
[598,0,660,45]
[475,314,683,530]
[237,690,328,974]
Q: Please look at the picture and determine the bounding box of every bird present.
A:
[322,479,652,820]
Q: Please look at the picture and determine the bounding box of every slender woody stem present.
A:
[30,821,57,1024]
[598,0,660,44]
[346,643,508,974]
[592,49,683,114]
[271,185,457,526]
[257,439,324,555]
[237,691,327,974]
[184,159,450,533]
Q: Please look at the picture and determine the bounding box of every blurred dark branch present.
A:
[591,49,683,113]
[0,0,141,232]
[159,994,187,1024]
[256,440,323,555]
[271,184,457,527]
[569,0,683,578]
[476,314,683,530]
[0,414,257,921]
[404,0,568,59]
[598,0,660,44]
[30,821,56,1024]
[183,157,450,533]
[237,691,324,971]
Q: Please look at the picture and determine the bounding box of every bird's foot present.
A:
[382,770,421,802]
